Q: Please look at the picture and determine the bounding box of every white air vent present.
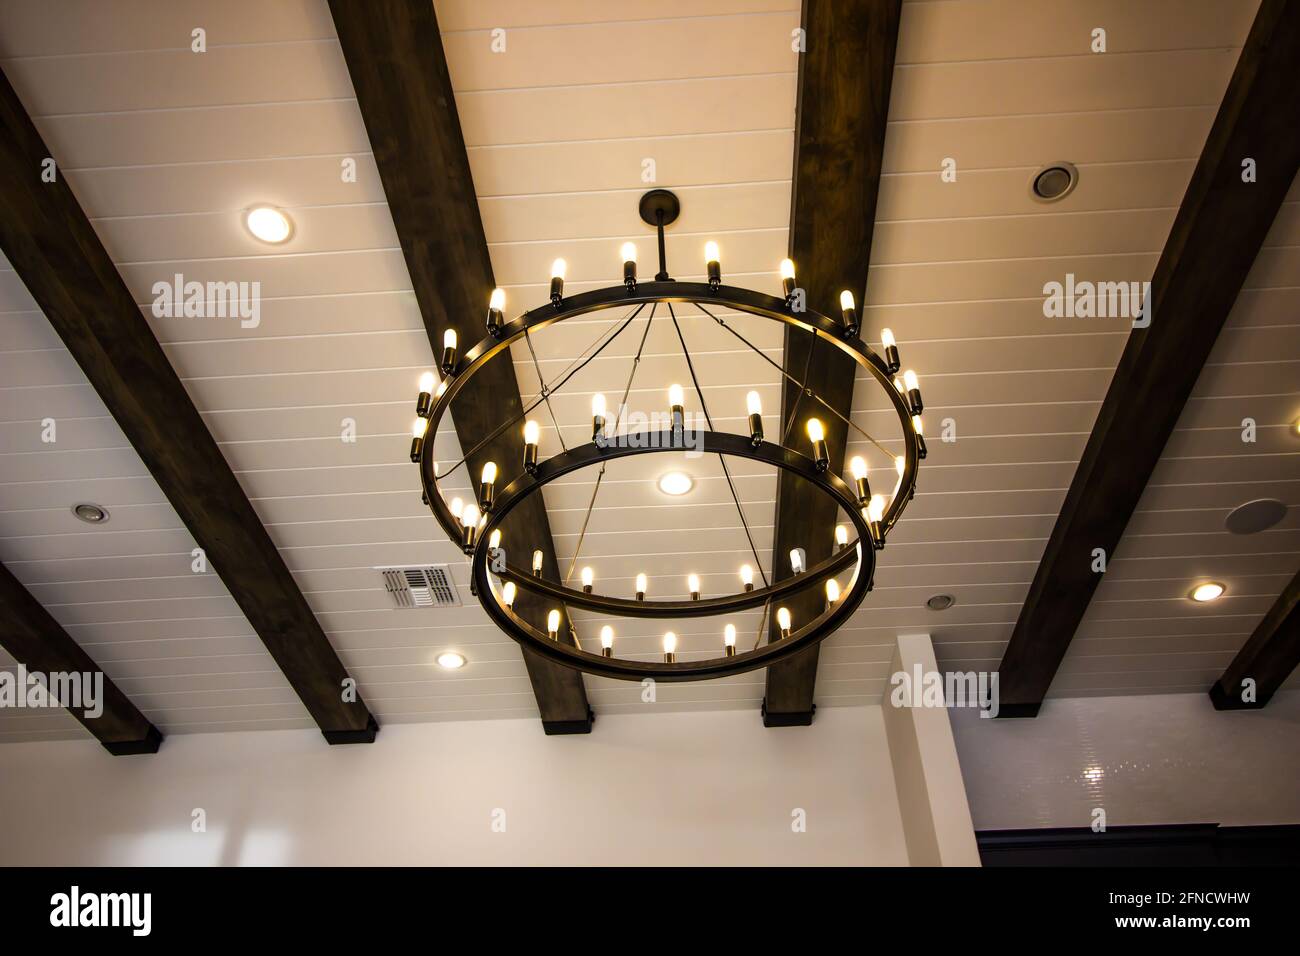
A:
[377,565,461,609]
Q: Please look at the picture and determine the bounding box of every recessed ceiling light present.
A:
[435,651,466,670]
[925,593,955,611]
[71,503,109,524]
[1224,498,1287,535]
[1030,162,1078,202]
[657,472,694,496]
[244,205,293,244]
[1190,582,1226,603]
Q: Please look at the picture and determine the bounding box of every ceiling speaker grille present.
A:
[377,565,460,609]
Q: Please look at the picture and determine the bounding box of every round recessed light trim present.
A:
[435,651,466,670]
[1190,582,1226,603]
[926,593,956,611]
[72,502,109,524]
[244,205,294,244]
[1030,162,1079,203]
[1224,498,1288,535]
[657,471,694,496]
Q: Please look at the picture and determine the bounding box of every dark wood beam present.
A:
[763,0,902,726]
[0,561,161,754]
[1210,568,1300,710]
[0,67,377,745]
[996,0,1300,717]
[329,0,592,733]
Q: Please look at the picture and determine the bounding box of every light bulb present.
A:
[868,494,886,522]
[450,496,464,520]
[850,455,867,480]
[547,609,561,637]
[903,369,919,392]
[443,328,457,350]
[435,380,447,397]
[601,625,614,649]
[502,581,516,607]
[912,414,924,435]
[893,376,905,393]
[825,578,841,604]
[746,390,762,416]
[704,240,720,264]
[523,419,540,445]
[779,258,795,280]
[592,393,607,418]
[488,528,502,550]
[669,383,684,408]
[806,418,825,442]
[551,258,566,280]
[840,290,855,311]
[418,371,435,394]
[581,566,594,590]
[532,549,544,574]
[620,241,637,264]
[481,461,497,484]
[412,417,428,438]
[740,564,754,587]
[635,572,647,598]
[790,548,804,574]
[663,632,678,653]
[835,524,849,547]
[489,287,506,311]
[688,573,700,598]
[776,607,792,633]
[881,328,896,349]
[461,503,480,528]
[724,623,737,647]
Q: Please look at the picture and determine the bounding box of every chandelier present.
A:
[410,190,924,681]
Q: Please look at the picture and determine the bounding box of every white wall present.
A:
[0,705,909,865]
[950,690,1300,830]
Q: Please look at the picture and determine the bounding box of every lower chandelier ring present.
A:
[468,429,877,681]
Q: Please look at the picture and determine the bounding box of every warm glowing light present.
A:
[903,369,919,392]
[489,287,506,311]
[658,472,694,496]
[436,652,466,670]
[481,461,497,484]
[740,564,754,587]
[776,607,792,631]
[663,632,678,653]
[636,572,648,596]
[835,524,849,547]
[461,503,480,528]
[488,528,502,550]
[895,456,905,477]
[620,242,637,264]
[532,549,544,573]
[412,417,428,438]
[551,258,566,280]
[1191,582,1225,603]
[687,573,700,595]
[668,383,685,408]
[435,380,448,397]
[601,625,614,650]
[825,578,841,603]
[868,494,886,523]
[724,623,737,648]
[418,371,436,394]
[806,418,825,443]
[592,393,607,419]
[502,581,516,607]
[840,290,855,311]
[789,549,804,574]
[450,497,464,521]
[746,390,762,416]
[893,376,904,393]
[704,240,720,264]
[547,609,561,636]
[779,258,795,280]
[849,456,867,480]
[245,205,292,243]
[881,328,896,349]
[581,566,594,589]
[912,415,924,435]
[443,328,457,350]
[523,419,540,445]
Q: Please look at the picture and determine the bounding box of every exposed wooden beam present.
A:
[764,0,902,726]
[0,67,377,745]
[329,0,592,733]
[996,0,1300,717]
[0,561,161,754]
[1210,568,1300,710]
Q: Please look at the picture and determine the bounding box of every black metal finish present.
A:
[638,188,680,227]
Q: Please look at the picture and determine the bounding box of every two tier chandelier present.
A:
[410,190,924,682]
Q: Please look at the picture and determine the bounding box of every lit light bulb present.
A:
[740,564,754,590]
[705,240,722,286]
[502,581,516,607]
[903,369,919,392]
[635,572,647,599]
[620,242,637,264]
[850,456,866,480]
[418,371,436,394]
[776,607,792,636]
[532,549,544,575]
[440,327,459,375]
[669,383,684,408]
[489,287,506,312]
[790,548,805,574]
[724,623,737,656]
[450,497,464,522]
[435,380,447,398]
[705,241,720,264]
[779,258,795,280]
[601,625,614,656]
[523,419,540,445]
[581,566,594,593]
[460,503,480,528]
[481,461,497,484]
[550,258,566,304]
[478,460,498,511]
[551,258,566,280]
[746,391,762,416]
[663,632,678,653]
[488,528,502,550]
[592,393,607,419]
[746,390,764,445]
[881,329,896,349]
[412,417,428,438]
[688,573,700,600]
[547,609,561,639]
[835,524,849,548]
[807,418,829,471]
[840,290,855,311]
[880,328,900,372]
[868,494,886,523]
[825,578,841,605]
[443,328,457,350]
[912,414,924,435]
[806,418,825,442]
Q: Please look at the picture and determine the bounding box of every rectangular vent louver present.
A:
[377,565,461,609]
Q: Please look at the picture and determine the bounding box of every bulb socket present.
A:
[583,584,593,595]
[707,261,721,288]
[592,415,606,443]
[478,481,494,513]
[602,646,613,658]
[869,519,884,550]
[907,388,924,416]
[690,591,701,602]
[663,651,676,664]
[636,590,645,601]
[671,405,685,435]
[623,260,637,288]
[840,305,859,338]
[523,442,539,475]
[779,625,791,639]
[549,275,564,306]
[781,275,796,299]
[440,346,457,376]
[812,438,829,472]
[409,435,423,463]
[416,391,432,417]
[462,523,477,553]
[884,344,900,374]
[486,307,504,338]
[748,412,764,447]
[420,490,429,506]
[916,434,928,460]
[854,476,871,505]
[744,582,754,593]
[724,644,736,658]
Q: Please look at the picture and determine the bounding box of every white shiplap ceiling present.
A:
[0,0,1295,743]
